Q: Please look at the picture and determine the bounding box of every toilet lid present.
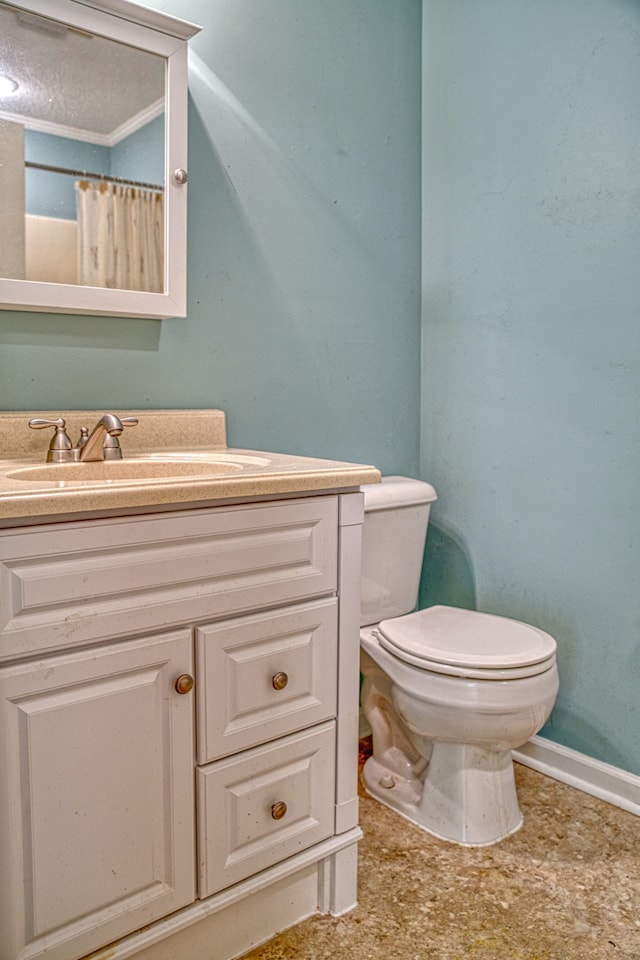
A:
[376,605,557,679]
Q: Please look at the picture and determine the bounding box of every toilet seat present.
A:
[376,605,557,680]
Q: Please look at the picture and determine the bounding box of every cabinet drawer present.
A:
[196,598,337,763]
[0,497,338,660]
[197,722,335,898]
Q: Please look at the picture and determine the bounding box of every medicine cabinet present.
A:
[0,0,201,318]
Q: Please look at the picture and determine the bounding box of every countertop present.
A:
[0,410,381,523]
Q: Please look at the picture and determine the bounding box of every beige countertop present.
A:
[0,410,381,523]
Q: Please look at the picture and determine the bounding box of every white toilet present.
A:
[359,476,559,846]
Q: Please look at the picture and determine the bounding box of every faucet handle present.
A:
[102,416,139,460]
[29,416,66,430]
[28,417,75,462]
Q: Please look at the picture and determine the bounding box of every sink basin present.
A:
[7,458,248,484]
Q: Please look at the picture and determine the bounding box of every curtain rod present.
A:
[25,160,164,192]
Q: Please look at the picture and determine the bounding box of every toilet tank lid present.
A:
[361,475,437,511]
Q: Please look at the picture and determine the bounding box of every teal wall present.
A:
[111,115,164,185]
[0,0,422,477]
[2,0,639,778]
[24,120,162,220]
[421,0,640,775]
[25,132,110,219]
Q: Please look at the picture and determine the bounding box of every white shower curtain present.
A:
[75,180,164,292]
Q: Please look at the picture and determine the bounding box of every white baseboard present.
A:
[360,712,640,818]
[513,735,640,818]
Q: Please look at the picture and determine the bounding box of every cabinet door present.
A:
[0,630,195,960]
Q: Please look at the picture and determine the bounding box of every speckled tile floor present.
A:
[240,739,640,960]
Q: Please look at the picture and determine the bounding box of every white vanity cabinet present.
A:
[0,491,364,960]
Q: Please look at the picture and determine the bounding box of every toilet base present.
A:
[363,741,523,846]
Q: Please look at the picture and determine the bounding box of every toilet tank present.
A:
[360,476,437,627]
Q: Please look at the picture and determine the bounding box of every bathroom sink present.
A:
[5,456,261,484]
[133,451,271,466]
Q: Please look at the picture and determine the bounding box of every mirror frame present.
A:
[0,0,201,319]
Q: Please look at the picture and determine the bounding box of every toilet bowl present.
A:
[359,478,559,846]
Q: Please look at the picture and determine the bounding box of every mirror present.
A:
[0,0,201,318]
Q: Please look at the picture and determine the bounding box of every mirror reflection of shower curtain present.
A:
[75,180,163,292]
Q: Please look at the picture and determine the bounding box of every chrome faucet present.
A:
[29,415,138,463]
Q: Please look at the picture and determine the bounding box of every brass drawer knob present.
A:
[271,801,287,820]
[175,674,194,695]
[272,671,288,691]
